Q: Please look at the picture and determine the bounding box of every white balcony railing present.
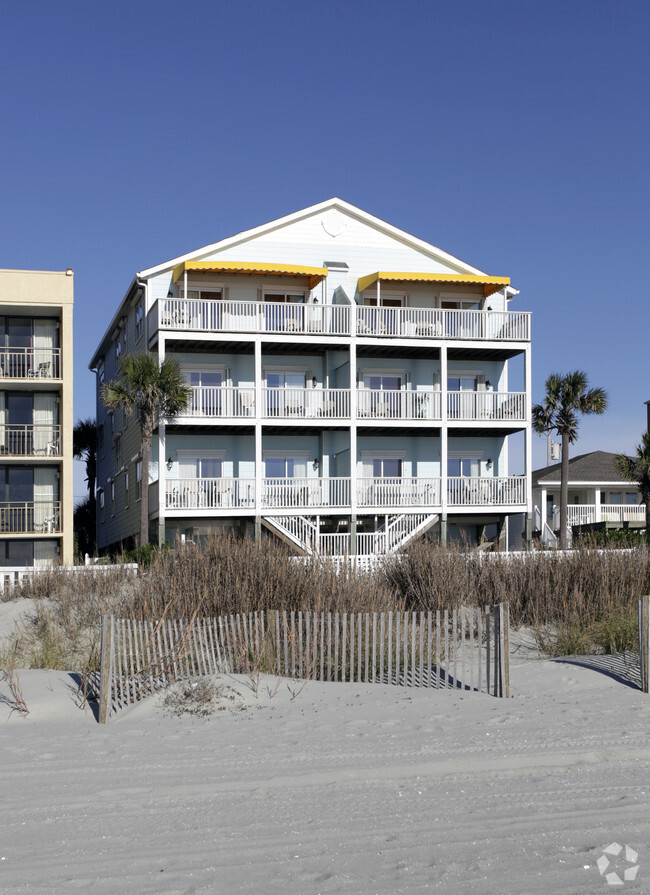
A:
[357,390,441,420]
[447,391,526,421]
[184,386,255,418]
[0,347,61,379]
[263,388,350,419]
[356,307,530,341]
[566,504,646,526]
[447,476,526,506]
[159,299,350,336]
[357,478,441,508]
[165,478,255,510]
[0,425,61,457]
[262,477,351,509]
[164,476,528,511]
[154,298,530,342]
[0,502,62,533]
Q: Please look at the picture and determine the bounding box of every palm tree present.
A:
[102,354,191,547]
[532,371,608,549]
[616,431,650,536]
[73,417,97,515]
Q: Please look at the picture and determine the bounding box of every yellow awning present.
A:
[172,261,328,289]
[358,271,510,298]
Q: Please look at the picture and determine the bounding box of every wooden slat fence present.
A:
[640,595,650,694]
[97,604,510,723]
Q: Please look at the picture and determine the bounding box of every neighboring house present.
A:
[532,450,646,546]
[90,198,532,556]
[0,269,74,566]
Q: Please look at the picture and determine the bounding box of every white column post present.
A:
[254,338,262,541]
[594,488,601,523]
[524,345,533,546]
[349,339,357,554]
[440,343,448,543]
[158,336,166,546]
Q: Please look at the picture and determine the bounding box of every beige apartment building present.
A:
[0,269,74,566]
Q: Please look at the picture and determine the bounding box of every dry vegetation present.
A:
[1,536,649,672]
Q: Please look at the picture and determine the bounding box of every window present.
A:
[99,489,105,523]
[135,460,142,501]
[186,368,224,415]
[98,361,105,386]
[608,492,621,505]
[447,457,480,477]
[372,457,403,477]
[110,481,115,516]
[115,434,122,466]
[115,336,122,362]
[626,492,638,505]
[361,373,403,417]
[124,470,129,507]
[135,301,144,342]
[264,455,308,478]
[265,371,307,416]
[98,424,105,459]
[361,294,405,334]
[263,292,305,331]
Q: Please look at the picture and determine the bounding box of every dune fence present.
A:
[95,604,511,722]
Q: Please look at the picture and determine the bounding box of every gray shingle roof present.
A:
[532,451,634,485]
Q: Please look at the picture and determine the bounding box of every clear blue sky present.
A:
[1,0,648,498]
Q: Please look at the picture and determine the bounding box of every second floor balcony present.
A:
[0,347,61,380]
[176,386,526,424]
[0,425,62,457]
[164,476,527,512]
[152,298,530,343]
[0,501,62,533]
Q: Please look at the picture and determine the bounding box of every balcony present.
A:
[182,386,255,419]
[357,390,441,421]
[0,425,61,457]
[357,477,441,507]
[151,298,530,342]
[447,391,526,422]
[447,476,526,507]
[565,504,646,527]
[0,502,62,533]
[263,388,350,420]
[0,348,61,380]
[164,476,526,511]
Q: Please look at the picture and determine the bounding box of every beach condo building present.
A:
[90,199,532,556]
[0,269,74,566]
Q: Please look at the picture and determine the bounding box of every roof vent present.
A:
[324,261,349,270]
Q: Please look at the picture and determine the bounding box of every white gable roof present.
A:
[138,198,487,279]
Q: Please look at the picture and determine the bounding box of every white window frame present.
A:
[263,450,310,478]
[135,301,144,343]
[177,450,226,479]
[361,450,406,477]
[447,451,483,478]
[135,459,143,501]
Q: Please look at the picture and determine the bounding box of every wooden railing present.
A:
[159,299,350,336]
[165,478,255,509]
[566,504,647,526]
[447,391,526,421]
[0,501,62,533]
[0,347,61,379]
[262,387,350,419]
[0,424,61,456]
[356,307,530,341]
[447,476,526,506]
[262,477,351,509]
[183,386,255,418]
[165,476,527,511]
[357,478,441,508]
[357,389,441,420]
[154,298,530,342]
